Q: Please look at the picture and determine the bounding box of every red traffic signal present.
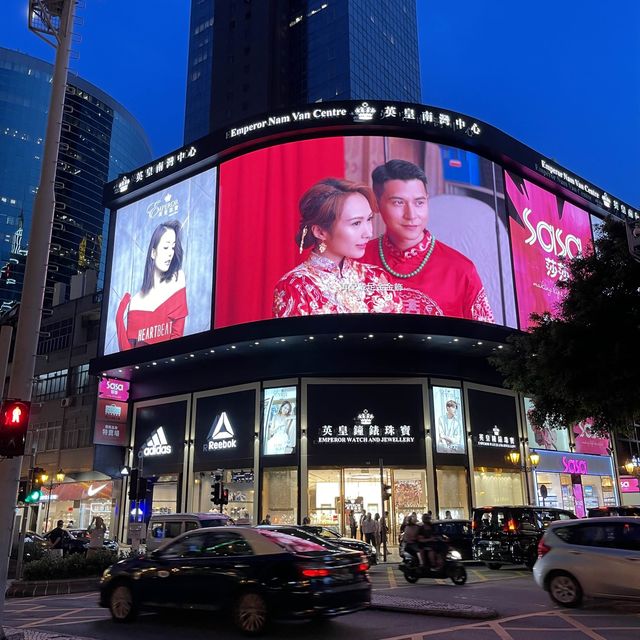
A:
[0,400,30,457]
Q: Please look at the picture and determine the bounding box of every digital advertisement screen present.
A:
[215,136,517,329]
[262,387,297,456]
[505,172,593,329]
[524,397,570,452]
[432,386,465,454]
[103,168,217,355]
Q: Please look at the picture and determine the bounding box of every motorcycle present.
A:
[399,544,467,585]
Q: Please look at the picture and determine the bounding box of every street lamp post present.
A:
[0,2,76,636]
[42,469,65,533]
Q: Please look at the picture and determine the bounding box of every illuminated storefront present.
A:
[91,101,632,537]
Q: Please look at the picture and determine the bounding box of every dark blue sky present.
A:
[1,0,638,206]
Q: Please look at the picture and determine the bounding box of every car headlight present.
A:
[102,568,111,578]
[448,550,462,560]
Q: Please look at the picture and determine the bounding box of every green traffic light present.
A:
[24,489,41,503]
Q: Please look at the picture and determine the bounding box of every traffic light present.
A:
[221,488,229,505]
[128,468,140,500]
[0,400,30,457]
[17,480,27,504]
[382,484,392,500]
[211,481,222,505]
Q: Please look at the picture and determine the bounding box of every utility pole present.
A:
[0,2,76,636]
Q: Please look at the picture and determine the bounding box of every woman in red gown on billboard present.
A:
[273,178,401,317]
[115,220,188,351]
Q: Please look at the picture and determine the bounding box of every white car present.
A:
[533,516,640,607]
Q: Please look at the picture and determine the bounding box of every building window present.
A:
[263,468,298,525]
[32,369,69,401]
[37,318,73,355]
[71,363,91,395]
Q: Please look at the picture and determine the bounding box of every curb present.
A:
[370,594,498,619]
[7,577,99,598]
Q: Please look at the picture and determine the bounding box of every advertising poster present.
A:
[432,386,465,454]
[263,387,297,456]
[524,397,570,452]
[505,172,592,329]
[573,418,610,456]
[103,168,217,355]
[215,136,516,329]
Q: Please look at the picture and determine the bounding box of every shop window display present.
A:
[262,468,298,525]
[308,469,341,528]
[474,469,524,506]
[151,476,179,515]
[436,467,468,519]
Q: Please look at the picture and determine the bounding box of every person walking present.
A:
[362,513,376,546]
[48,520,65,557]
[348,510,357,539]
[373,513,382,555]
[87,516,107,557]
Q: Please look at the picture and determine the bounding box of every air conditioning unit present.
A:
[60,397,73,408]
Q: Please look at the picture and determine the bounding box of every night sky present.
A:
[1,0,638,206]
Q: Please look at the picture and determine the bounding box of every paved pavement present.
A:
[3,564,639,640]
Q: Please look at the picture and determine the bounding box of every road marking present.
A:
[470,568,488,581]
[387,565,398,588]
[555,612,608,640]
[488,620,516,640]
[18,607,89,628]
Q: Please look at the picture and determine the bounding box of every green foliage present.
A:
[492,216,640,435]
[23,549,118,581]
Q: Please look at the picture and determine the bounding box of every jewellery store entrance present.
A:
[307,467,428,544]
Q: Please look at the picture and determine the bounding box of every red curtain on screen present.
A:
[214,137,346,329]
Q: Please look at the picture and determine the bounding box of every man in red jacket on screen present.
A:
[361,159,494,322]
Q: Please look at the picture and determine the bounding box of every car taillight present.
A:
[357,562,369,573]
[300,567,330,578]
[502,519,517,533]
[538,539,551,558]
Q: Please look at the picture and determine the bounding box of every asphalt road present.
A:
[4,564,640,640]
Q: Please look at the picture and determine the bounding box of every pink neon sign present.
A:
[620,476,640,493]
[98,378,130,402]
[562,456,588,475]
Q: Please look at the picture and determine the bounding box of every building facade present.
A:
[184,0,421,141]
[0,47,152,312]
[94,102,639,542]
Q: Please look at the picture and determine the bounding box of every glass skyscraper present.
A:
[0,48,152,311]
[184,0,421,141]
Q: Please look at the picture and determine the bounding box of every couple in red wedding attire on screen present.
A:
[273,159,494,322]
[115,219,188,351]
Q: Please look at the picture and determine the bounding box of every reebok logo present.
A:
[204,412,237,451]
[142,426,172,456]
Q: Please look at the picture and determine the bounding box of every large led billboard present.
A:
[103,168,217,355]
[215,136,517,329]
[505,172,593,329]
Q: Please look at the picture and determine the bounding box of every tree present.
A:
[492,216,640,436]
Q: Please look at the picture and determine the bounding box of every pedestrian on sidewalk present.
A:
[362,512,376,546]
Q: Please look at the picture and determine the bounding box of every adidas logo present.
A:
[142,426,172,456]
[204,412,237,451]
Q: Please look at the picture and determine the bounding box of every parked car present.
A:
[43,528,89,555]
[68,529,119,552]
[297,525,378,564]
[100,526,370,634]
[472,506,576,569]
[432,519,473,560]
[256,525,374,564]
[146,512,232,552]
[587,505,640,517]
[533,517,640,607]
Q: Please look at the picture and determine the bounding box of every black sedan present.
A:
[432,520,473,561]
[100,526,370,634]
[297,525,378,564]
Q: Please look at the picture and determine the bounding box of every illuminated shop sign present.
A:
[141,426,172,457]
[98,378,130,401]
[475,425,516,449]
[620,476,640,493]
[533,449,613,476]
[203,412,237,451]
[317,409,415,445]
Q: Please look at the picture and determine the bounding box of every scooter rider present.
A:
[419,513,445,571]
[403,515,424,566]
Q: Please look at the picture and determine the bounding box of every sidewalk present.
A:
[3,630,96,640]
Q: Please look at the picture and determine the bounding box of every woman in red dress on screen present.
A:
[115,220,188,351]
[273,178,401,317]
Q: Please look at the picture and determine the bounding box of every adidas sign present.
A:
[204,412,237,451]
[142,426,172,456]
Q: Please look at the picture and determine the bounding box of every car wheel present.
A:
[450,566,467,585]
[234,591,269,635]
[109,584,137,622]
[548,572,583,608]
[487,563,502,570]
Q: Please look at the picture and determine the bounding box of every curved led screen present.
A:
[104,168,217,355]
[215,136,517,329]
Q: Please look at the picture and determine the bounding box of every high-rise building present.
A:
[184,0,421,141]
[0,48,153,312]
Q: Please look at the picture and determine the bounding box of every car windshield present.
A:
[199,518,228,528]
[317,528,340,539]
[258,530,326,553]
